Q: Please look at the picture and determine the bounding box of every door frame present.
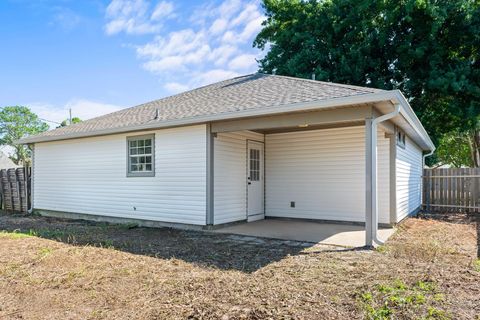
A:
[246,139,265,221]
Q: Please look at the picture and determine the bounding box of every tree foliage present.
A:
[436,131,473,167]
[0,106,49,165]
[57,117,82,128]
[254,0,480,166]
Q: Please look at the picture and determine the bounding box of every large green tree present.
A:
[0,106,49,165]
[254,0,480,166]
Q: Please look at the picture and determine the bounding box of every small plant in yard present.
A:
[357,279,450,319]
[375,245,388,254]
[22,228,68,240]
[425,307,450,320]
[0,231,32,239]
[120,222,139,230]
[101,239,115,249]
[474,259,480,272]
[37,247,53,258]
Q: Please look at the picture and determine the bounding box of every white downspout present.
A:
[422,149,435,168]
[421,148,435,210]
[370,104,401,245]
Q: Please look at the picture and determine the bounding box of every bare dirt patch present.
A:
[0,213,478,319]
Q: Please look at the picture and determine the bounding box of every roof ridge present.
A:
[265,74,382,92]
[97,74,256,117]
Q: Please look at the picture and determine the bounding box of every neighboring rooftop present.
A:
[0,151,19,169]
[19,73,383,143]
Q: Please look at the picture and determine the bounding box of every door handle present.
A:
[248,182,251,185]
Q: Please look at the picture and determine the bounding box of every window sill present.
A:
[127,172,155,178]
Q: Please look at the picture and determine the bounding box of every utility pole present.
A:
[69,108,72,125]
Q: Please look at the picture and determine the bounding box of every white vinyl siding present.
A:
[265,126,390,224]
[377,130,390,222]
[33,125,207,225]
[396,135,423,221]
[213,131,264,225]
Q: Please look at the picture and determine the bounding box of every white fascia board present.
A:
[393,90,435,151]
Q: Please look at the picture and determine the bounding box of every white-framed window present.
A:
[249,148,260,181]
[396,129,406,149]
[127,134,155,177]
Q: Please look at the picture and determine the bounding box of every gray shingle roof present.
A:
[23,73,383,142]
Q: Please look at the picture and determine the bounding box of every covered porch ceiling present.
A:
[211,103,393,136]
[210,99,431,151]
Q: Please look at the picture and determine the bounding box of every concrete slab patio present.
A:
[213,219,395,247]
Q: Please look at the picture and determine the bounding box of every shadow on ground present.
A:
[0,212,320,273]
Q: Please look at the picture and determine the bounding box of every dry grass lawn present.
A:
[0,213,478,319]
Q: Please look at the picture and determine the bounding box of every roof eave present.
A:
[17,90,434,151]
[393,90,435,151]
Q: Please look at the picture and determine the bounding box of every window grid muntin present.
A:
[249,148,260,181]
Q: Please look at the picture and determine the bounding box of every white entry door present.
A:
[247,141,264,221]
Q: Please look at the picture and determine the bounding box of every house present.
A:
[0,151,19,170]
[18,74,435,246]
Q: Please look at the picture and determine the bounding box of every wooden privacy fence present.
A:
[423,168,480,213]
[0,167,31,213]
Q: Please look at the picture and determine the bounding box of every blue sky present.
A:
[0,0,265,125]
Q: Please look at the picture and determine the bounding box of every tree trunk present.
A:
[474,130,480,168]
[470,129,480,168]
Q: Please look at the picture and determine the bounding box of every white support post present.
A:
[371,117,379,242]
[367,104,400,247]
[365,118,374,247]
[206,124,214,225]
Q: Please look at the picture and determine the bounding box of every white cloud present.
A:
[209,18,228,35]
[137,30,207,59]
[104,0,175,35]
[50,7,82,31]
[164,82,189,94]
[28,99,124,128]
[237,16,264,42]
[218,0,243,20]
[210,45,238,66]
[143,56,186,73]
[230,3,261,27]
[106,0,265,89]
[228,54,258,71]
[221,30,237,44]
[151,1,174,21]
[193,69,241,87]
[138,29,212,73]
